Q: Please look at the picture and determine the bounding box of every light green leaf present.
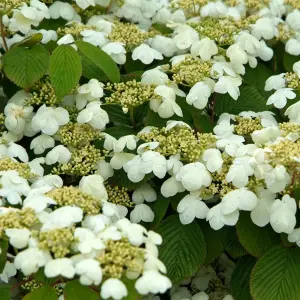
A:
[222,227,248,258]
[236,212,281,257]
[49,45,82,97]
[156,215,206,283]
[81,54,108,81]
[64,280,99,300]
[0,240,8,273]
[250,246,300,300]
[10,33,43,49]
[76,40,120,83]
[231,256,256,300]
[23,286,57,300]
[3,45,49,88]
[198,220,224,265]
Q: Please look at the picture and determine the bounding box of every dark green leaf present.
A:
[156,215,206,283]
[102,105,131,126]
[0,284,10,300]
[76,40,120,83]
[250,246,300,300]
[236,212,281,257]
[3,45,49,88]
[49,45,82,97]
[198,220,224,265]
[64,280,99,300]
[23,286,57,300]
[231,256,256,300]
[283,52,300,72]
[222,226,248,258]
[104,126,135,138]
[148,194,170,229]
[0,239,8,273]
[194,113,214,133]
[122,277,141,300]
[81,55,108,81]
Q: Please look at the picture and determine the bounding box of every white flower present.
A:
[251,17,278,40]
[75,0,95,9]
[79,174,108,201]
[0,262,17,283]
[176,162,211,191]
[102,42,126,65]
[141,67,169,86]
[82,214,110,234]
[32,105,69,135]
[177,194,209,224]
[288,228,300,247]
[201,1,227,18]
[202,149,223,172]
[31,174,63,191]
[270,195,296,234]
[75,259,102,285]
[251,127,280,145]
[81,30,107,47]
[149,35,177,57]
[76,79,104,110]
[57,34,75,46]
[14,248,51,276]
[293,61,300,77]
[132,44,163,65]
[135,270,172,295]
[73,228,105,254]
[96,160,114,180]
[102,202,128,220]
[30,134,55,155]
[130,204,155,223]
[38,29,57,44]
[286,10,300,31]
[132,184,157,204]
[172,25,199,50]
[161,176,185,197]
[226,44,248,65]
[77,101,109,130]
[285,39,300,56]
[23,191,56,213]
[264,74,286,91]
[116,219,146,246]
[191,38,218,61]
[236,32,260,55]
[101,278,127,300]
[265,165,290,193]
[49,1,76,21]
[110,152,135,170]
[5,228,31,249]
[45,258,75,279]
[7,143,28,162]
[45,145,71,165]
[186,82,211,109]
[266,88,296,109]
[285,100,300,123]
[150,85,182,118]
[214,76,242,100]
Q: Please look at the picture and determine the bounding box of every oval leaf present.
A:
[49,45,82,96]
[23,286,57,300]
[64,280,99,300]
[3,45,49,88]
[250,246,300,300]
[156,215,206,283]
[236,212,281,257]
[75,40,120,83]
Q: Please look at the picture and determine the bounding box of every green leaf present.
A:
[0,239,8,273]
[49,45,82,97]
[10,33,43,49]
[81,55,108,81]
[122,277,141,300]
[283,52,300,72]
[102,105,131,126]
[231,256,256,300]
[0,284,10,300]
[222,226,248,258]
[108,169,154,190]
[64,280,99,300]
[236,212,281,257]
[23,286,57,300]
[3,45,49,88]
[215,85,268,116]
[156,215,206,283]
[194,113,214,133]
[151,23,173,34]
[198,220,224,265]
[76,40,120,83]
[104,126,135,139]
[250,246,300,300]
[148,194,170,229]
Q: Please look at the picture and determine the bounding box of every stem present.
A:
[106,0,113,13]
[0,15,8,52]
[211,94,216,124]
[130,108,136,129]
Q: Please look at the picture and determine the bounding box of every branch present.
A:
[0,15,8,52]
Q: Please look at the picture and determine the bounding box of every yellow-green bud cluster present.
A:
[0,113,5,125]
[171,0,209,15]
[276,23,295,42]
[234,116,263,135]
[284,0,300,9]
[46,186,101,215]
[105,80,155,109]
[57,23,97,37]
[62,105,79,123]
[0,0,27,13]
[171,56,212,86]
[105,184,134,207]
[21,278,43,293]
[108,22,150,48]
[244,0,270,10]
[138,126,216,162]
[285,72,300,89]
[0,157,35,179]
[97,238,144,279]
[52,144,105,176]
[0,208,38,237]
[279,122,300,136]
[38,227,76,258]
[59,123,101,149]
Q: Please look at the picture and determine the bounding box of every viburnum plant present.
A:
[0,0,300,299]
